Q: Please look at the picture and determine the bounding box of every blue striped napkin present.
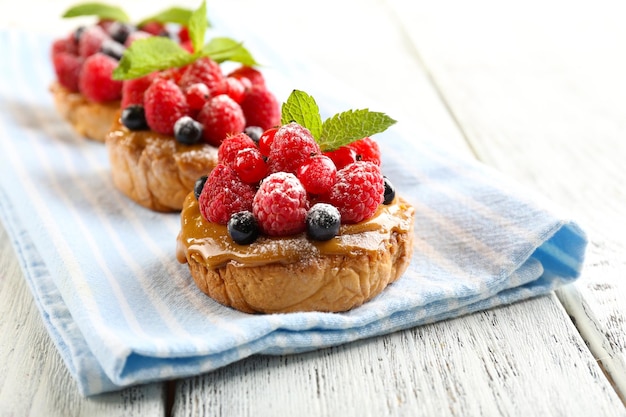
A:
[0,22,587,395]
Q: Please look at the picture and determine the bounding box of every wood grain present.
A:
[172,296,626,417]
[0,226,167,416]
[387,0,626,401]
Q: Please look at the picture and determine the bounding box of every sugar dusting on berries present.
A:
[253,172,309,236]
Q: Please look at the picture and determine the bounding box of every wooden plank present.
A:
[171,0,626,415]
[386,0,626,402]
[0,225,167,416]
[172,295,625,417]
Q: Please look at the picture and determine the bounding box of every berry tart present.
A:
[104,1,280,211]
[50,2,194,142]
[176,90,415,314]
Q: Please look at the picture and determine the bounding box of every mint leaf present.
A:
[318,109,396,151]
[200,38,258,66]
[280,90,323,140]
[112,37,193,80]
[137,6,194,26]
[62,2,130,22]
[188,0,208,53]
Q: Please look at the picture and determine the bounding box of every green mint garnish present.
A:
[113,37,193,79]
[281,90,323,140]
[112,0,258,80]
[62,2,130,22]
[188,0,208,53]
[281,89,396,151]
[136,7,195,27]
[201,37,257,67]
[320,109,396,151]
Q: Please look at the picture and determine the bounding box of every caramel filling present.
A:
[176,193,415,269]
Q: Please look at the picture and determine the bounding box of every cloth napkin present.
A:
[0,18,587,396]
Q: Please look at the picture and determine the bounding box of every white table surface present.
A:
[1,0,625,415]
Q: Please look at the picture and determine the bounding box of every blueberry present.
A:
[73,26,86,44]
[121,105,148,130]
[174,116,204,145]
[100,38,126,60]
[228,211,259,245]
[107,21,135,44]
[244,126,264,144]
[194,175,207,200]
[306,203,341,241]
[383,176,395,205]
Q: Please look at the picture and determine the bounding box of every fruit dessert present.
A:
[104,1,280,211]
[50,2,195,141]
[176,90,415,314]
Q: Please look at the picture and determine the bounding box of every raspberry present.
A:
[214,77,246,103]
[143,78,189,135]
[349,137,381,165]
[78,25,109,58]
[297,155,337,195]
[239,85,280,130]
[178,57,224,93]
[328,161,384,223]
[124,30,151,47]
[52,52,83,92]
[267,122,321,174]
[197,94,245,146]
[184,83,210,111]
[199,164,256,224]
[157,66,186,84]
[323,146,357,169]
[234,147,267,184]
[258,127,278,156]
[227,66,265,88]
[121,72,156,108]
[51,36,77,57]
[217,132,256,166]
[253,172,308,236]
[139,21,167,36]
[78,53,123,102]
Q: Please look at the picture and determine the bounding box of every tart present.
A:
[176,90,415,313]
[101,1,280,211]
[49,3,187,142]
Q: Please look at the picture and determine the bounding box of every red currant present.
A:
[324,146,357,169]
[258,127,278,156]
[350,137,381,165]
[297,155,337,195]
[185,83,210,111]
[234,147,267,184]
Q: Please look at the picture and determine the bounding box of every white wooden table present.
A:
[1,0,626,415]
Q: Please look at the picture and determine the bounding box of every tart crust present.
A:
[177,194,415,314]
[105,115,218,212]
[49,81,120,142]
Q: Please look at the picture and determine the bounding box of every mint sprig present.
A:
[62,2,130,22]
[63,2,196,27]
[136,7,195,27]
[112,0,258,80]
[281,90,396,151]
